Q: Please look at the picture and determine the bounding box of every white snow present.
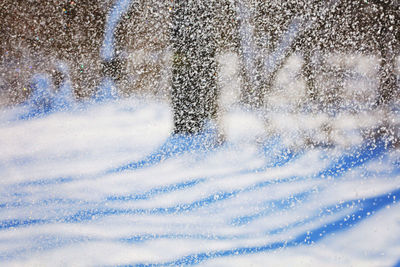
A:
[0,95,399,266]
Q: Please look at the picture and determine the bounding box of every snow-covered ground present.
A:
[0,95,399,266]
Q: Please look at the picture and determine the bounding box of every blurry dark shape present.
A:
[57,0,113,99]
[235,0,399,110]
[1,0,397,141]
[113,0,171,97]
[0,0,63,105]
[52,68,65,91]
[102,58,126,81]
[296,0,400,110]
[235,0,310,109]
[0,0,113,105]
[235,0,264,109]
[377,1,399,107]
[170,0,219,134]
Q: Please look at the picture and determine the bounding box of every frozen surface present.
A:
[0,98,399,266]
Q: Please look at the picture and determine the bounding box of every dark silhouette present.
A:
[170,1,219,134]
[1,0,398,137]
[113,0,170,96]
[0,0,112,104]
[297,0,399,109]
[245,0,399,110]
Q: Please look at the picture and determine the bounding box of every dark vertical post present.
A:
[61,0,110,98]
[377,43,397,106]
[302,48,316,102]
[170,0,218,134]
[376,1,398,107]
[236,0,263,109]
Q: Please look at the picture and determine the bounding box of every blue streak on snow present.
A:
[12,177,74,188]
[290,192,399,245]
[253,137,300,170]
[0,138,299,216]
[0,219,47,230]
[1,127,295,207]
[108,139,387,228]
[0,138,387,230]
[231,190,314,226]
[120,233,249,244]
[317,138,387,178]
[107,140,300,202]
[265,192,366,236]
[0,197,83,210]
[125,188,400,266]
[107,178,206,201]
[229,139,388,226]
[107,129,221,172]
[106,133,299,177]
[1,136,297,205]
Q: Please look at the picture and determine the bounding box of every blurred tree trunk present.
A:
[377,46,397,106]
[376,1,399,106]
[235,0,264,109]
[170,0,218,134]
[61,0,111,98]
